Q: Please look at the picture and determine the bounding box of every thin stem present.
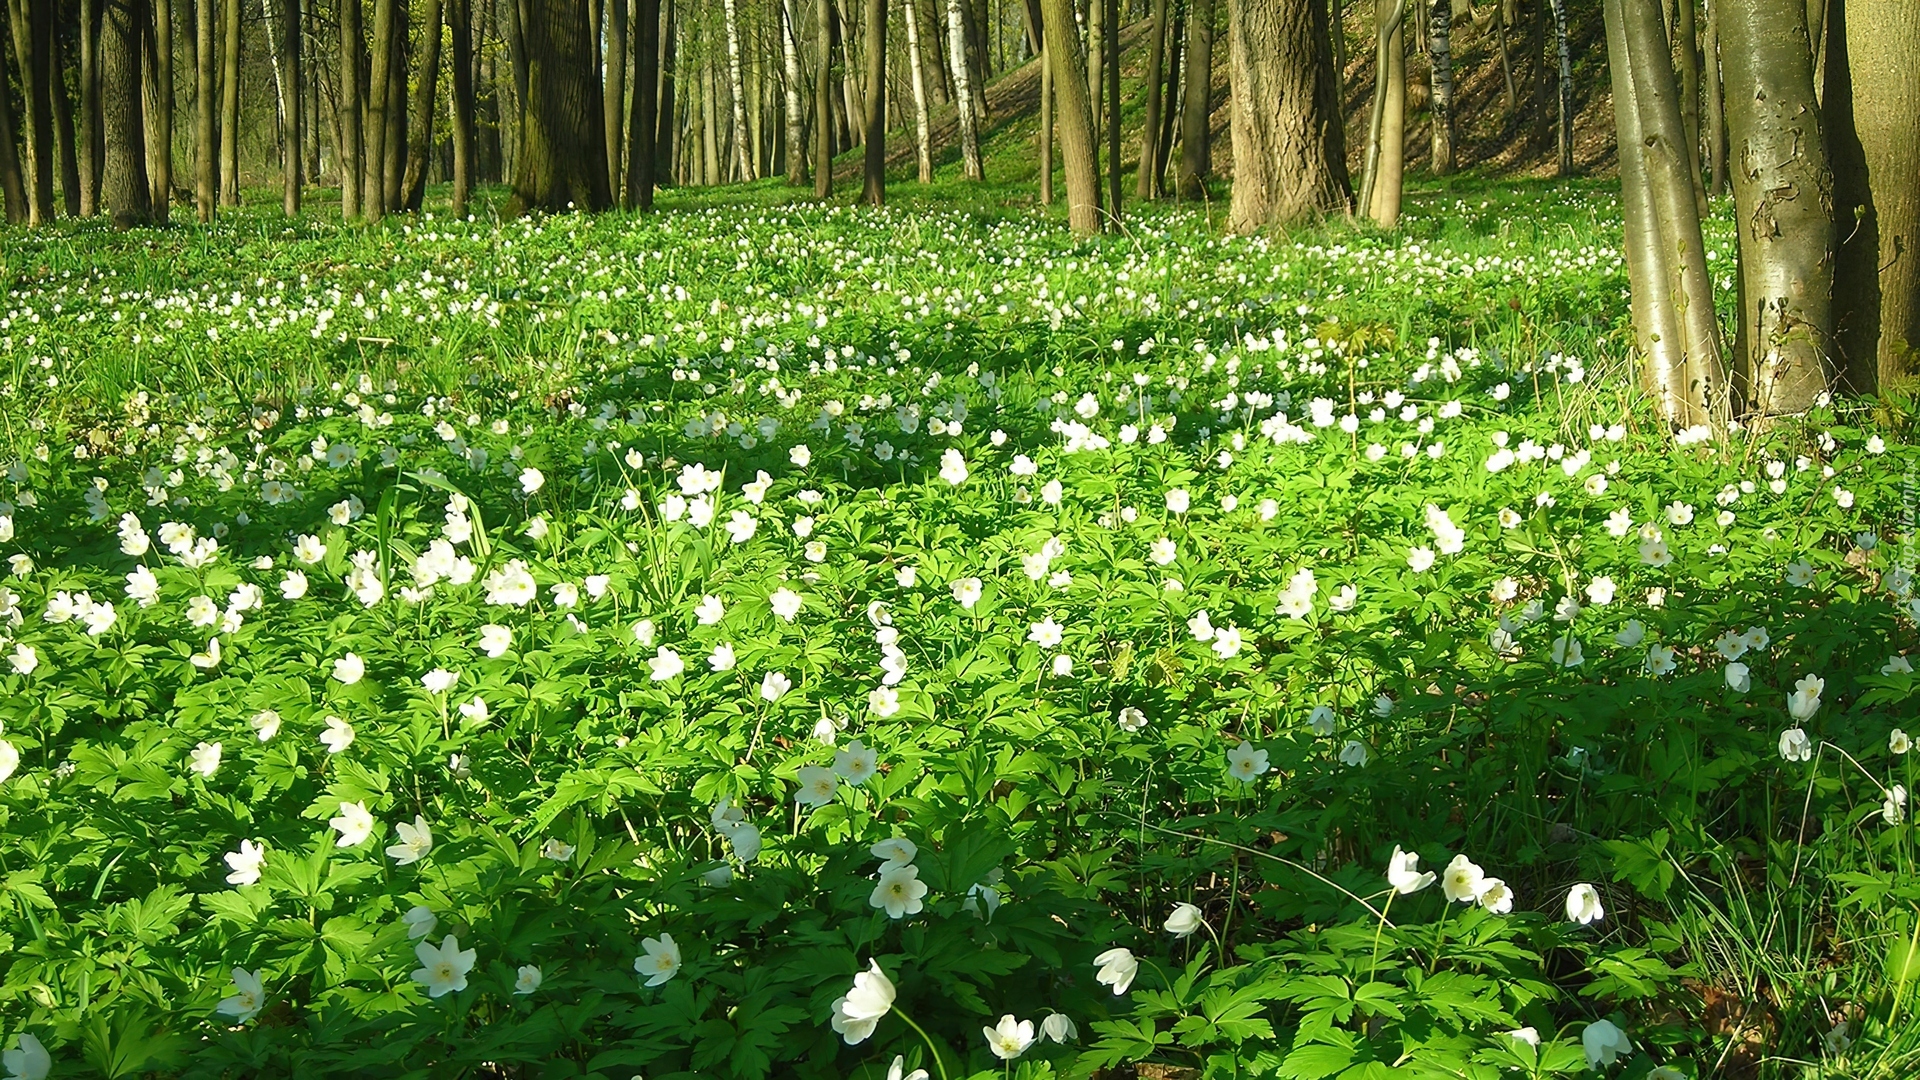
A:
[893,1008,953,1080]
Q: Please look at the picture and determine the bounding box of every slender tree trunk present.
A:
[382,0,407,211]
[654,0,675,184]
[1331,0,1343,79]
[1157,0,1181,183]
[1038,34,1053,201]
[402,0,443,210]
[219,0,240,205]
[699,49,718,183]
[507,0,611,212]
[781,0,807,183]
[1548,0,1571,174]
[861,0,887,203]
[626,0,658,205]
[52,29,81,215]
[362,0,396,218]
[339,0,364,217]
[449,0,474,213]
[1135,0,1169,198]
[1427,0,1452,174]
[80,0,103,214]
[195,0,215,217]
[1175,0,1213,199]
[266,0,303,214]
[1674,0,1701,210]
[947,0,983,178]
[1229,0,1349,231]
[0,41,25,223]
[142,0,172,221]
[1085,0,1102,136]
[1490,0,1514,114]
[1104,0,1118,217]
[1040,0,1098,230]
[1702,0,1724,195]
[102,0,154,226]
[306,0,321,181]
[721,0,753,179]
[814,0,834,194]
[1719,0,1833,415]
[603,0,626,192]
[8,0,56,223]
[1826,0,1918,391]
[901,0,932,181]
[1362,0,1405,225]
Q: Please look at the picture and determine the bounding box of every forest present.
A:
[2,0,1919,1077]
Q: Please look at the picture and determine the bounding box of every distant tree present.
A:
[1175,0,1213,199]
[7,0,56,224]
[195,0,216,219]
[860,0,887,204]
[1135,0,1172,198]
[338,0,365,219]
[1427,0,1452,175]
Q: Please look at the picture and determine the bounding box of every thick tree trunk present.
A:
[1085,0,1102,136]
[1719,0,1833,415]
[947,0,983,178]
[8,0,57,223]
[1427,0,1452,175]
[1361,0,1405,225]
[1135,0,1169,198]
[363,0,396,218]
[861,0,887,203]
[1228,0,1350,231]
[814,0,834,195]
[339,0,365,218]
[80,0,104,214]
[1175,0,1213,199]
[449,0,475,214]
[722,0,754,180]
[1825,0,1916,392]
[507,0,611,212]
[1040,0,1099,230]
[402,0,443,211]
[627,0,660,205]
[196,0,215,217]
[603,0,626,193]
[381,1,407,211]
[1674,0,1701,210]
[219,0,240,205]
[781,0,807,184]
[52,29,81,215]
[102,0,154,226]
[901,0,932,181]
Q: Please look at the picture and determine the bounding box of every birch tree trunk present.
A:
[1548,0,1571,174]
[782,0,808,183]
[947,0,983,178]
[814,0,834,195]
[1427,0,1452,175]
[722,0,754,179]
[1719,0,1832,415]
[902,0,932,181]
[195,0,215,217]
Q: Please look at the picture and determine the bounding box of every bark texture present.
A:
[1427,0,1452,175]
[450,0,476,214]
[339,0,365,218]
[1176,0,1214,199]
[1040,0,1099,230]
[196,0,215,218]
[947,0,983,178]
[507,0,613,214]
[861,0,887,204]
[101,0,153,226]
[903,0,933,181]
[1228,0,1351,232]
[1362,0,1405,225]
[1135,0,1170,198]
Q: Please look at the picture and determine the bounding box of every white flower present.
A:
[1586,577,1616,605]
[1164,902,1205,937]
[870,863,929,919]
[1441,855,1487,903]
[1883,785,1907,826]
[648,646,685,681]
[938,448,968,485]
[217,967,267,1023]
[1892,729,1911,755]
[1339,740,1370,767]
[1115,706,1148,732]
[320,714,355,754]
[514,965,543,995]
[519,467,545,494]
[1565,883,1605,924]
[1478,878,1514,914]
[2,1034,49,1080]
[1787,674,1824,721]
[1307,706,1336,736]
[1407,546,1436,573]
[871,837,918,869]
[1615,619,1645,648]
[830,960,896,1044]
[789,444,812,467]
[1387,846,1435,894]
[412,934,477,998]
[1040,1013,1078,1044]
[403,905,438,939]
[421,668,458,694]
[329,800,375,847]
[951,577,983,609]
[1646,646,1677,676]
[794,765,839,807]
[540,838,575,861]
[1226,739,1269,782]
[333,653,365,684]
[1725,662,1751,693]
[769,587,803,621]
[385,814,434,865]
[479,624,513,657]
[1779,727,1814,763]
[759,670,792,702]
[868,686,900,717]
[1150,538,1177,566]
[1582,1019,1632,1069]
[280,570,309,600]
[636,933,682,986]
[984,1014,1035,1061]
[1165,488,1190,514]
[223,839,266,886]
[1551,635,1585,668]
[1785,560,1816,587]
[1027,616,1064,648]
[1094,947,1138,994]
[188,741,222,778]
[1211,626,1245,659]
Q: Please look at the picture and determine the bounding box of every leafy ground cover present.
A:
[0,182,1915,1079]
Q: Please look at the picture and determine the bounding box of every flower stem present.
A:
[894,1009,953,1080]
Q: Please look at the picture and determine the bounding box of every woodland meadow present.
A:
[1,0,1918,1076]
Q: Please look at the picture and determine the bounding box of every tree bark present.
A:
[402,0,443,211]
[381,0,407,211]
[1719,0,1833,415]
[1158,0,1182,183]
[654,0,676,185]
[722,0,754,179]
[1361,0,1405,225]
[363,0,396,218]
[219,0,240,205]
[51,25,81,215]
[814,0,834,195]
[273,0,303,214]
[1702,0,1724,195]
[1825,0,1917,392]
[449,0,475,213]
[947,0,983,178]
[781,0,808,184]
[627,0,660,205]
[1135,0,1170,198]
[0,39,25,223]
[338,0,365,218]
[901,0,932,181]
[142,0,172,221]
[80,0,104,214]
[507,0,611,211]
[1040,0,1099,230]
[603,0,626,193]
[195,0,215,217]
[861,0,887,203]
[8,0,56,223]
[1674,0,1702,211]
[1085,0,1102,136]
[1427,0,1452,175]
[102,0,154,226]
[1038,32,1053,202]
[1228,0,1350,231]
[1548,0,1571,174]
[1175,0,1213,199]
[1105,0,1119,216]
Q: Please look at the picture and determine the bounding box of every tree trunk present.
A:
[506,0,610,211]
[1361,0,1405,225]
[52,27,81,215]
[219,0,240,205]
[1135,0,1169,198]
[1175,0,1213,199]
[1158,0,1182,183]
[1719,0,1833,415]
[947,0,983,178]
[363,0,396,218]
[271,0,303,214]
[654,0,676,185]
[722,0,753,179]
[1040,0,1099,230]
[0,43,25,223]
[1827,0,1919,390]
[603,0,626,193]
[1674,0,1701,210]
[142,0,172,221]
[1702,0,1724,195]
[1086,0,1102,136]
[781,0,807,183]
[1548,0,1571,174]
[8,0,57,223]
[1490,0,1514,114]
[80,0,103,214]
[1038,34,1053,201]
[102,0,154,226]
[402,0,444,211]
[449,0,474,213]
[1427,0,1452,174]
[901,0,933,181]
[627,0,660,205]
[339,0,365,217]
[1228,0,1350,231]
[699,50,717,183]
[382,1,407,211]
[195,0,215,217]
[1105,0,1119,216]
[814,0,834,195]
[861,0,887,203]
